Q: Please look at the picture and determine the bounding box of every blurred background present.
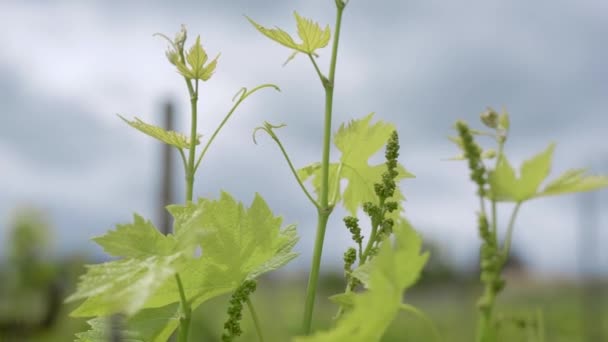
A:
[0,0,606,341]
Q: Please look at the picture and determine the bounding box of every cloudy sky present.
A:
[1,0,607,276]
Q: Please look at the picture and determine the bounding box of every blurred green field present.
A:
[3,267,605,341]
[1,211,606,341]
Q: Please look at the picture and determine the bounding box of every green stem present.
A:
[490,140,505,238]
[301,4,345,334]
[176,273,191,342]
[247,298,266,342]
[400,303,443,342]
[502,202,522,258]
[176,65,198,340]
[270,133,320,209]
[302,211,331,333]
[185,80,199,202]
[477,203,522,342]
[178,148,188,174]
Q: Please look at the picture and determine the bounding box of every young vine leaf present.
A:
[175,35,220,81]
[538,169,608,197]
[69,192,298,340]
[295,220,428,342]
[76,304,181,342]
[118,115,200,149]
[488,143,608,202]
[298,113,414,215]
[247,12,331,64]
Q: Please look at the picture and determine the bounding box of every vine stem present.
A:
[268,133,319,209]
[247,298,266,342]
[477,202,522,342]
[302,2,345,334]
[175,49,198,339]
[176,273,191,342]
[502,202,522,258]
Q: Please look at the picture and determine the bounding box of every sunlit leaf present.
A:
[298,113,414,215]
[118,115,199,149]
[295,220,428,341]
[247,11,330,63]
[538,169,608,197]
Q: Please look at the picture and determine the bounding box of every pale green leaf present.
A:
[93,214,177,258]
[538,169,608,197]
[144,192,299,309]
[246,16,299,50]
[295,220,428,342]
[247,12,330,56]
[295,12,331,53]
[198,192,299,279]
[489,144,555,202]
[69,192,298,326]
[518,143,555,199]
[175,36,220,81]
[298,114,414,215]
[488,155,518,201]
[186,36,208,73]
[67,254,183,317]
[198,53,219,81]
[75,304,180,342]
[119,115,199,149]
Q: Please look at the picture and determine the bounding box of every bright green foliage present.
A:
[67,254,183,317]
[298,113,414,215]
[175,36,219,81]
[488,143,608,202]
[93,214,178,258]
[118,115,199,149]
[295,220,428,342]
[538,169,608,197]
[195,192,299,281]
[70,192,298,340]
[247,11,330,64]
[67,215,184,316]
[488,144,554,202]
[75,305,180,342]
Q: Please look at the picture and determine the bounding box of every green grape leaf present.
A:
[488,144,555,202]
[75,304,180,342]
[175,36,219,81]
[295,220,429,342]
[294,12,331,54]
[93,214,177,258]
[143,192,299,310]
[118,115,199,149]
[247,11,330,63]
[67,254,183,317]
[197,191,299,280]
[537,169,608,197]
[298,113,414,215]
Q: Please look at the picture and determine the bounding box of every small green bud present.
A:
[480,108,499,129]
[499,111,510,130]
[174,24,187,52]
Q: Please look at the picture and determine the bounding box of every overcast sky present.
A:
[1,0,607,276]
